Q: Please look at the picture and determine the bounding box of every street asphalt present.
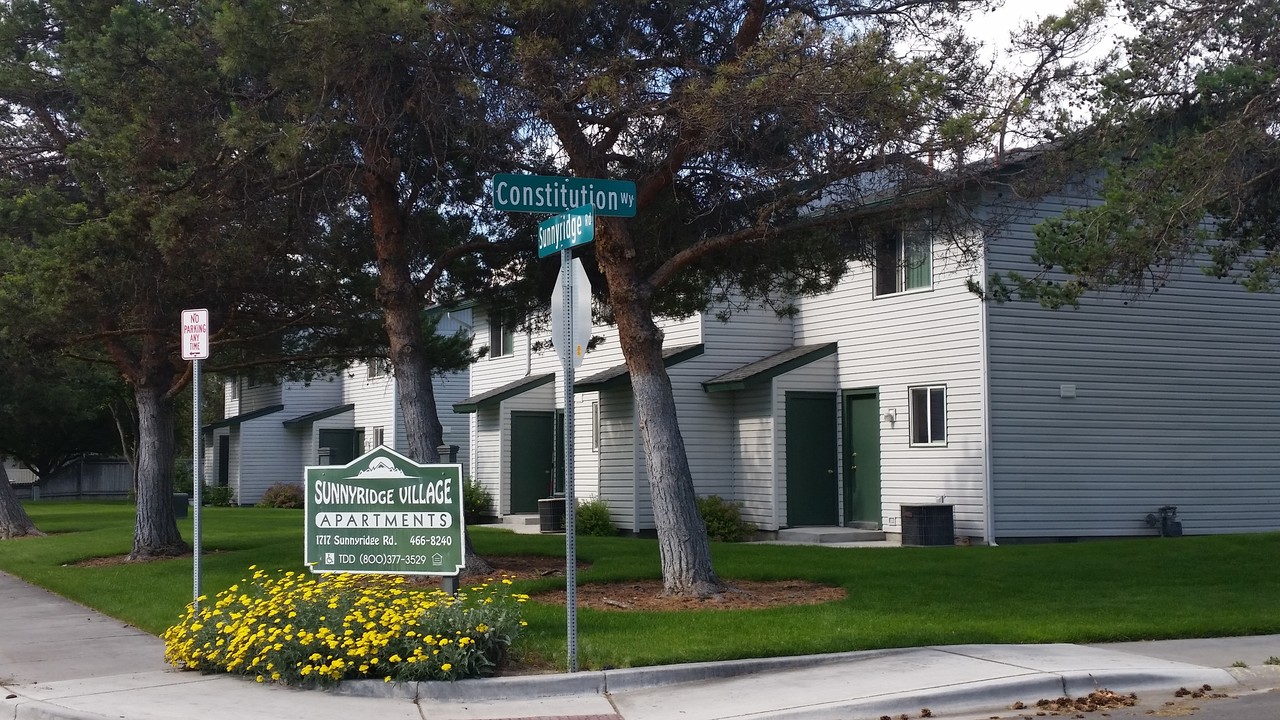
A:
[3,569,1278,720]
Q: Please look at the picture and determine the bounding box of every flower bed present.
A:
[163,567,528,685]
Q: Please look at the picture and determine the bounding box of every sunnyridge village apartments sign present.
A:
[304,447,465,576]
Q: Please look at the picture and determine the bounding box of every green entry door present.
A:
[318,429,361,466]
[785,392,838,526]
[510,411,555,513]
[843,390,882,527]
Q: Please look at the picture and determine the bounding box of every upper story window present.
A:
[874,226,932,296]
[489,315,515,358]
[367,359,390,379]
[229,378,240,400]
[909,385,947,446]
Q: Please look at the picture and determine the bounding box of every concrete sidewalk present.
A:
[3,570,1278,720]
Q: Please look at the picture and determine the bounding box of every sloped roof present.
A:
[453,373,555,413]
[702,343,838,393]
[282,404,355,428]
[203,404,285,432]
[574,344,705,393]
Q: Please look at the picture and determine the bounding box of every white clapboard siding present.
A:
[238,381,282,414]
[982,189,1280,539]
[597,390,639,530]
[234,417,302,505]
[792,239,987,535]
[473,405,502,510]
[732,386,775,528]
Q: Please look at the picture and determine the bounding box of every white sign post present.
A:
[180,309,208,610]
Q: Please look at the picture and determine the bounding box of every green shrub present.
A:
[173,463,194,495]
[257,483,304,509]
[462,477,492,524]
[163,567,528,685]
[697,495,756,542]
[575,497,616,537]
[203,485,235,507]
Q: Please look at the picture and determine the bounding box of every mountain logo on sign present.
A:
[353,457,411,479]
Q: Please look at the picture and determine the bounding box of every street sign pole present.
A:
[560,246,579,673]
[181,309,209,611]
[192,358,202,611]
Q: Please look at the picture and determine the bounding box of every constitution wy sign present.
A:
[493,173,636,217]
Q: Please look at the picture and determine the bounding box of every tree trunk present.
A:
[600,220,725,597]
[129,382,187,559]
[0,462,44,539]
[363,150,492,576]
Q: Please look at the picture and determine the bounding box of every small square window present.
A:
[909,386,947,446]
[875,226,932,296]
[367,359,390,379]
[371,427,385,448]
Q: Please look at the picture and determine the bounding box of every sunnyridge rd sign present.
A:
[492,173,637,217]
[538,204,595,258]
[304,446,464,576]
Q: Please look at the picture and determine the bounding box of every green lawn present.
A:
[4,502,1280,670]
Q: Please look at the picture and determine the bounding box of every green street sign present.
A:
[538,204,595,258]
[304,446,464,576]
[493,173,637,217]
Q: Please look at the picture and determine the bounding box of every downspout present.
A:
[978,243,998,547]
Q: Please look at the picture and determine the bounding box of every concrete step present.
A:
[500,514,541,526]
[776,526,886,544]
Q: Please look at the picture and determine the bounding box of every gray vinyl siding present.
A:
[431,371,471,468]
[597,390,639,530]
[793,240,987,535]
[239,381,282,413]
[983,190,1280,538]
[235,417,300,505]
[732,387,774,528]
[473,406,501,509]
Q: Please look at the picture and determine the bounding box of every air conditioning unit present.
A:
[901,504,954,547]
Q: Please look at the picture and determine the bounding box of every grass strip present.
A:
[3,502,1279,670]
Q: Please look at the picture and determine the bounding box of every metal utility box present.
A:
[901,504,954,546]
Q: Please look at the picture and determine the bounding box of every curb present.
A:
[2,695,113,720]
[335,649,905,701]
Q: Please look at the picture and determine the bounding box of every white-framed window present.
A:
[875,226,932,296]
[229,378,240,400]
[590,401,600,451]
[367,359,390,379]
[489,315,515,358]
[909,385,947,446]
[371,427,385,448]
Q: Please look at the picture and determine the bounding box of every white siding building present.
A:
[204,309,472,506]
[459,189,1280,543]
